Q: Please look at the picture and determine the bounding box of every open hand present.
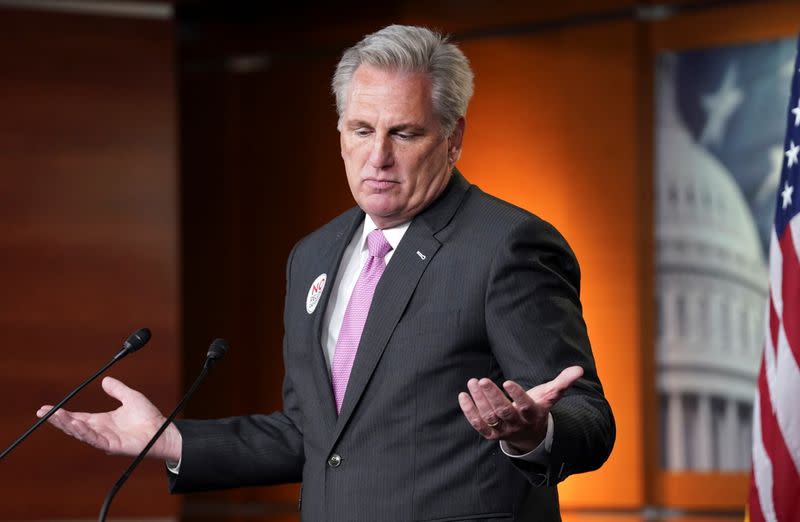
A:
[458,366,584,453]
[37,376,181,462]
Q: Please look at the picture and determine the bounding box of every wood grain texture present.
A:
[0,8,179,520]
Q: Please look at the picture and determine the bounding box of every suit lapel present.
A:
[309,208,364,432]
[331,170,472,445]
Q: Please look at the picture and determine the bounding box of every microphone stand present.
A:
[98,341,226,522]
[0,328,151,462]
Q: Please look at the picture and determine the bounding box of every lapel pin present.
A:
[416,251,426,260]
[306,273,327,314]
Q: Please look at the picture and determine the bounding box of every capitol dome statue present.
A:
[655,54,768,471]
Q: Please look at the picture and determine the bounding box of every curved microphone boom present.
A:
[98,338,229,522]
[0,328,152,462]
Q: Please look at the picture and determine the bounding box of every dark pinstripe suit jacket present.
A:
[170,171,615,521]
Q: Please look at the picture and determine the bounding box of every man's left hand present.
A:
[458,366,584,453]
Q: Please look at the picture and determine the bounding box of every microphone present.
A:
[98,338,229,522]
[0,327,151,462]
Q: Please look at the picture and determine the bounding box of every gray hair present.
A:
[332,24,474,136]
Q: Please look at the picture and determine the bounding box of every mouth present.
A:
[363,178,399,190]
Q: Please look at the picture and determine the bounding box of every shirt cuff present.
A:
[499,412,554,464]
[166,458,181,475]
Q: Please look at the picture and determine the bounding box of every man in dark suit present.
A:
[39,24,614,521]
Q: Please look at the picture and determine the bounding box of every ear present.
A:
[448,117,466,165]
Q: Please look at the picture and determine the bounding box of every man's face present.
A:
[340,64,464,229]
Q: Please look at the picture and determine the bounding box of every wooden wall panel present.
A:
[0,8,179,520]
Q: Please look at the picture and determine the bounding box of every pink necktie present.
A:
[331,229,392,413]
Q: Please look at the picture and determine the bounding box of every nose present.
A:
[368,134,394,169]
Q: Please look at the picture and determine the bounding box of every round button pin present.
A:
[306,273,327,314]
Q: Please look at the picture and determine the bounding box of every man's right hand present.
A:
[36,376,182,463]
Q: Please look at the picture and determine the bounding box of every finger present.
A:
[466,379,499,425]
[478,378,518,424]
[458,392,496,439]
[101,376,141,405]
[552,366,584,389]
[66,417,111,451]
[38,405,96,424]
[43,407,92,429]
[527,366,585,408]
[44,409,76,434]
[503,381,539,424]
[45,410,112,451]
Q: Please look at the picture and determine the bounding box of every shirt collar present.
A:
[360,214,410,253]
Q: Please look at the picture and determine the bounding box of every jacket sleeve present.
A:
[484,216,615,486]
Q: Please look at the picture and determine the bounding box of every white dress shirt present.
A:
[321,214,409,370]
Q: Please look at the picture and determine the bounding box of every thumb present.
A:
[527,366,585,408]
[552,365,584,390]
[101,376,139,404]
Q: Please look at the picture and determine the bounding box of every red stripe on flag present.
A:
[757,363,800,521]
[778,230,800,365]
[769,296,779,356]
[748,468,767,522]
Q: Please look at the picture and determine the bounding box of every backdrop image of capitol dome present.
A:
[653,37,797,473]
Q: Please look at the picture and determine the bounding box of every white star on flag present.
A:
[781,181,794,209]
[792,98,800,127]
[699,62,743,146]
[785,140,800,168]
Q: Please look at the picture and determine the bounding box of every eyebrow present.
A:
[344,119,372,129]
[390,124,426,133]
[344,120,426,133]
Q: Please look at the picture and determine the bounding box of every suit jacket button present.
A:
[327,453,342,468]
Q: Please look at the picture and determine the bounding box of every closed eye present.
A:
[393,131,416,140]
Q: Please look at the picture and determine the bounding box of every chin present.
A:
[360,196,399,214]
[365,208,399,221]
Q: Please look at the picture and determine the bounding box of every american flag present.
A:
[747,36,800,522]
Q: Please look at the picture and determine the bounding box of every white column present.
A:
[663,288,676,346]
[720,299,730,353]
[752,308,763,358]
[667,392,685,470]
[735,302,746,354]
[720,398,738,471]
[686,290,697,344]
[708,292,720,352]
[696,394,713,470]
[698,293,709,341]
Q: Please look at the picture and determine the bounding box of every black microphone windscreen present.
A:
[207,338,229,360]
[123,328,151,353]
